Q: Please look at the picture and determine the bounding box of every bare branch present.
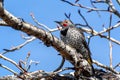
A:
[0,54,25,73]
[53,67,74,74]
[26,70,75,80]
[77,10,93,30]
[0,0,120,79]
[92,0,105,3]
[98,22,120,34]
[0,64,18,75]
[78,10,89,26]
[81,27,120,45]
[90,0,101,17]
[2,37,36,55]
[114,62,120,69]
[105,0,120,17]
[0,0,4,8]
[24,52,31,71]
[53,57,65,72]
[27,60,40,71]
[93,60,119,74]
[0,4,97,77]
[61,0,110,12]
[117,0,120,6]
[19,53,40,72]
[0,20,9,26]
[21,34,34,40]
[75,0,79,3]
[64,13,74,24]
[108,13,113,68]
[62,0,120,18]
[109,35,113,68]
[30,13,59,32]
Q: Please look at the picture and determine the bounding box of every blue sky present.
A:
[0,0,120,76]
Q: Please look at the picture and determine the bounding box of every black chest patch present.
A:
[60,28,68,36]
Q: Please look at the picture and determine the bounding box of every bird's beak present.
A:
[54,21,61,24]
[54,21,62,30]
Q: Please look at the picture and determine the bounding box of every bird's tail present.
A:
[87,58,95,76]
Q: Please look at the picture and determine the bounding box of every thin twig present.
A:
[24,52,31,71]
[30,13,59,32]
[116,0,120,6]
[0,63,18,75]
[108,13,113,68]
[90,0,101,17]
[81,27,120,45]
[64,13,73,24]
[109,35,113,68]
[27,60,40,71]
[0,54,25,73]
[78,10,89,26]
[106,0,120,17]
[61,0,110,12]
[0,20,9,26]
[53,67,74,74]
[53,57,65,72]
[77,10,93,31]
[75,0,79,3]
[88,0,120,17]
[18,52,39,72]
[2,37,36,55]
[92,0,105,3]
[93,60,119,74]
[114,62,120,69]
[98,22,120,34]
[21,34,33,40]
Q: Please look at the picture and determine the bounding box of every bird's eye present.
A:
[65,21,68,23]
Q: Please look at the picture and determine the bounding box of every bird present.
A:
[55,20,94,75]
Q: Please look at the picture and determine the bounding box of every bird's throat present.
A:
[60,28,68,36]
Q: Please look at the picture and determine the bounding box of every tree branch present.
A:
[2,37,36,55]
[0,1,93,78]
[30,13,59,32]
[0,64,18,75]
[0,54,25,73]
[105,0,120,17]
[0,20,9,26]
[93,60,119,74]
[81,27,120,45]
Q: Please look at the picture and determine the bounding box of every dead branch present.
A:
[117,0,120,5]
[0,20,9,26]
[0,1,94,78]
[108,13,113,68]
[18,52,40,72]
[30,13,59,32]
[81,27,120,45]
[105,0,120,17]
[1,37,36,55]
[0,69,120,80]
[93,60,119,74]
[61,0,120,17]
[114,62,120,69]
[0,54,25,73]
[53,57,65,72]
[0,63,18,75]
[61,0,110,12]
[0,0,120,79]
[98,22,120,34]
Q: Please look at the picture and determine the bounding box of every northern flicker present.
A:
[55,20,94,75]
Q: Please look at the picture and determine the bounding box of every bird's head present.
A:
[55,20,73,30]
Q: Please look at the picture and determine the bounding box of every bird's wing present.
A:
[78,28,93,65]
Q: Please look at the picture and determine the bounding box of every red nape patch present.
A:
[63,23,68,27]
